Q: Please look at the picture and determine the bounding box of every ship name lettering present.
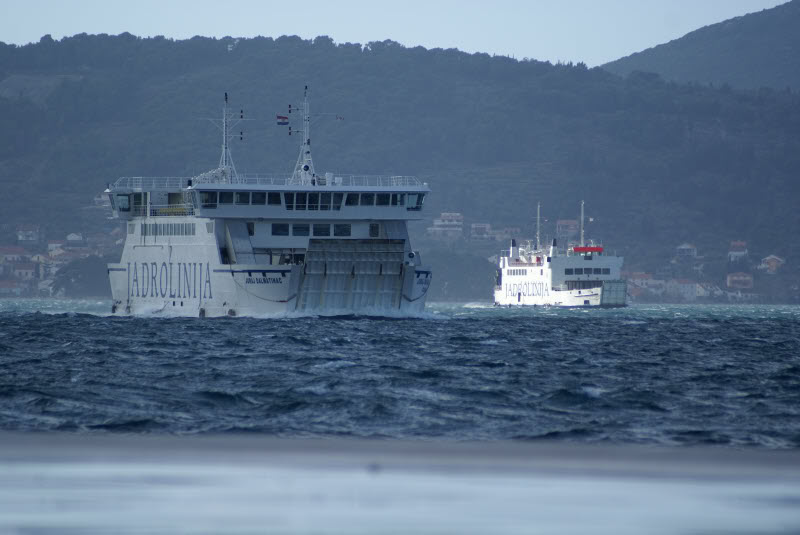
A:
[127,261,212,300]
[245,277,283,285]
[505,282,549,298]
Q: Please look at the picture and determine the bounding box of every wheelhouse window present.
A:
[271,223,289,236]
[594,268,602,274]
[251,192,266,205]
[369,223,380,237]
[320,192,331,211]
[284,192,294,210]
[235,192,250,205]
[116,194,130,212]
[313,224,330,237]
[268,192,281,205]
[574,268,583,275]
[360,193,374,206]
[602,268,611,275]
[200,191,217,208]
[295,192,307,210]
[345,193,359,206]
[333,193,344,210]
[334,223,351,237]
[219,191,234,204]
[308,192,319,211]
[293,224,310,236]
[376,193,390,206]
[407,193,425,211]
[565,268,574,275]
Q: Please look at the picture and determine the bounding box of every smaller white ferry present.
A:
[493,202,626,307]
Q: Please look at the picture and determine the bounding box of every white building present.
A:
[426,212,464,240]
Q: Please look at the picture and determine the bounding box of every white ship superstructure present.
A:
[106,88,431,317]
[493,202,626,307]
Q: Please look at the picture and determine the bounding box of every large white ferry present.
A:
[493,203,626,307]
[106,88,432,317]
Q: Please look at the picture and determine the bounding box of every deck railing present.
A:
[132,204,194,217]
[114,174,424,190]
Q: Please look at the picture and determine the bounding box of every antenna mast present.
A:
[580,200,585,247]
[206,92,247,183]
[291,85,316,184]
[536,202,541,251]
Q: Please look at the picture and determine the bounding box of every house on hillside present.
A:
[727,272,754,289]
[426,212,464,241]
[16,224,40,245]
[470,223,492,242]
[0,246,29,264]
[757,255,785,275]
[675,243,697,259]
[728,241,748,263]
[12,263,37,280]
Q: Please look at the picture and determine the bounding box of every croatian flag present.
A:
[276,115,289,126]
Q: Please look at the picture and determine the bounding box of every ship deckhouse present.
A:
[493,202,626,307]
[107,88,432,317]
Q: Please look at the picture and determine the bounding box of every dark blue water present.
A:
[1,300,799,448]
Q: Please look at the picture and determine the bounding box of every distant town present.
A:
[423,211,795,304]
[0,194,122,298]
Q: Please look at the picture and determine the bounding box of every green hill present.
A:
[603,0,800,90]
[1,33,800,284]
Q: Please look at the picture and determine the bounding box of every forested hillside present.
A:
[1,33,800,274]
[604,0,800,90]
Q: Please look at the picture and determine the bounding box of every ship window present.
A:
[574,268,583,275]
[268,192,281,205]
[345,193,359,206]
[236,192,250,205]
[295,192,307,210]
[293,224,310,236]
[594,268,602,274]
[201,191,217,208]
[407,193,425,211]
[334,223,351,237]
[247,222,255,236]
[360,193,374,206]
[284,192,294,210]
[369,223,380,237]
[333,192,344,210]
[376,193,390,206]
[603,268,611,275]
[320,192,331,211]
[272,223,289,236]
[565,268,574,275]
[584,254,592,260]
[116,194,130,212]
[219,191,233,204]
[391,194,398,206]
[313,224,330,237]
[398,193,406,206]
[251,192,266,205]
[308,192,319,211]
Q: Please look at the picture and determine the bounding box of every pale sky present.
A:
[0,0,788,66]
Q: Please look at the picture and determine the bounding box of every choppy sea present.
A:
[1,300,799,448]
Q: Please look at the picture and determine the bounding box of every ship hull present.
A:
[493,279,626,308]
[108,217,431,318]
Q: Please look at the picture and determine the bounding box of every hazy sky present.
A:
[0,0,788,66]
